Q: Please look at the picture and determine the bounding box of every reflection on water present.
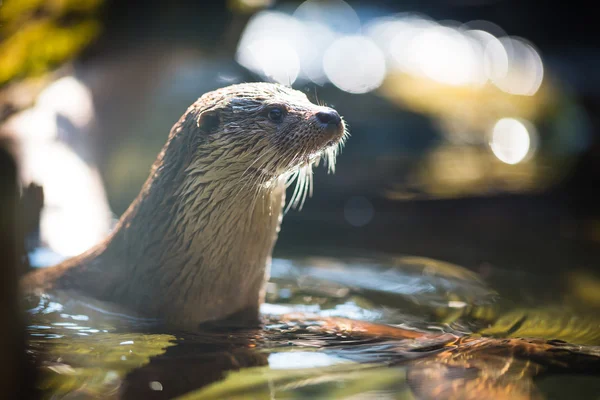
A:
[27,253,600,399]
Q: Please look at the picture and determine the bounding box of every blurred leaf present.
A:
[0,0,102,87]
[177,363,414,400]
[567,269,600,307]
[479,307,600,345]
[35,332,176,397]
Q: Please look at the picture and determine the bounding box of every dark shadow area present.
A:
[0,142,40,399]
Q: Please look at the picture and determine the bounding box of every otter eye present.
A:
[268,107,284,122]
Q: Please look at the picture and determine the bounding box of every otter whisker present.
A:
[285,167,304,213]
[281,152,303,214]
[284,168,299,189]
[249,168,273,218]
[308,163,314,199]
[313,86,323,107]
[231,147,273,204]
[298,163,313,210]
[297,164,309,210]
[294,166,306,210]
[239,146,270,180]
[284,141,318,212]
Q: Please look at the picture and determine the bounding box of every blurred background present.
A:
[1,0,600,305]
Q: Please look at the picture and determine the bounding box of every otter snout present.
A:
[316,109,341,126]
[315,108,343,137]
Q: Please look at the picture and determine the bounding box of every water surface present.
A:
[27,252,600,399]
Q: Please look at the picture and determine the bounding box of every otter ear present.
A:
[197,109,221,133]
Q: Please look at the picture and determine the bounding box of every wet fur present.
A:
[21,83,347,330]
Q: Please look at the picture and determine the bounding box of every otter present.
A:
[21,82,347,330]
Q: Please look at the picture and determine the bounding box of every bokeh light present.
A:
[4,76,112,257]
[323,35,386,94]
[236,11,303,85]
[294,21,336,85]
[408,25,482,86]
[490,118,535,165]
[236,2,545,99]
[37,76,95,129]
[293,0,360,36]
[492,37,544,96]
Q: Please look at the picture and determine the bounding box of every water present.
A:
[26,253,600,399]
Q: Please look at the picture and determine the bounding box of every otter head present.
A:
[187,82,347,209]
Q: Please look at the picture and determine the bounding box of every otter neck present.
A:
[95,138,287,327]
[103,172,286,327]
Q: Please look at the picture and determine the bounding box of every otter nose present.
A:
[316,109,341,127]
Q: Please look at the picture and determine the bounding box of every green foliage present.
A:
[0,0,102,86]
[178,363,415,400]
[479,307,600,346]
[34,332,176,397]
